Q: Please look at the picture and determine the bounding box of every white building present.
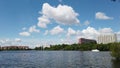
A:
[98,34,117,44]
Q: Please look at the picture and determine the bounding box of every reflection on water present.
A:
[0,51,119,68]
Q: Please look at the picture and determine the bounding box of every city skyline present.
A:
[0,0,120,48]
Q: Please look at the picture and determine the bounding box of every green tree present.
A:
[110,43,120,60]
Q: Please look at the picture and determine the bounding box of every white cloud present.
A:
[82,27,99,35]
[99,28,113,34]
[42,3,80,24]
[0,38,24,47]
[38,22,47,28]
[79,27,99,39]
[60,38,77,44]
[96,12,113,20]
[67,27,76,37]
[0,39,14,46]
[37,3,80,28]
[44,30,49,35]
[29,25,40,33]
[84,20,90,26]
[15,38,21,42]
[37,15,50,28]
[66,27,99,40]
[76,27,115,40]
[19,31,30,36]
[0,40,6,44]
[50,25,64,35]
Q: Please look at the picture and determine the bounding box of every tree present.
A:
[110,43,120,60]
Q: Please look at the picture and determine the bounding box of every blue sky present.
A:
[0,0,120,48]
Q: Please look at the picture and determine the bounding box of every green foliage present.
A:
[97,43,110,51]
[35,43,110,51]
[35,46,44,50]
[110,42,120,60]
[35,42,120,55]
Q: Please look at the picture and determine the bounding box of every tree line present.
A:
[34,42,120,51]
[35,42,120,60]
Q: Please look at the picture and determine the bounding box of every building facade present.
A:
[97,34,117,44]
[1,46,29,50]
[78,38,97,44]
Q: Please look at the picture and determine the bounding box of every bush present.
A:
[110,43,120,60]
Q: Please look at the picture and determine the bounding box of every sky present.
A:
[0,0,120,48]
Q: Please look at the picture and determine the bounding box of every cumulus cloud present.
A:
[96,12,113,20]
[37,15,50,28]
[29,25,40,33]
[66,27,99,39]
[41,26,116,43]
[19,31,30,36]
[99,28,113,34]
[50,25,64,35]
[0,39,15,46]
[0,38,24,46]
[60,38,77,44]
[81,27,99,39]
[37,3,80,28]
[82,27,99,35]
[67,27,76,37]
[15,38,21,42]
[76,27,116,40]
[42,3,80,24]
[65,26,115,40]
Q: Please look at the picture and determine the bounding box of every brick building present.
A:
[1,46,29,50]
[78,38,97,44]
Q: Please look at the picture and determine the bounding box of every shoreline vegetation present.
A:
[0,42,120,51]
[0,42,120,60]
[35,42,119,51]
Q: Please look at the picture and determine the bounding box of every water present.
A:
[0,51,120,68]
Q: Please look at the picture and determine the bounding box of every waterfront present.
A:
[0,51,120,68]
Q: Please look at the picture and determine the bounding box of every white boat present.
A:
[91,49,99,52]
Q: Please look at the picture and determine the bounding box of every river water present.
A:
[0,51,120,68]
